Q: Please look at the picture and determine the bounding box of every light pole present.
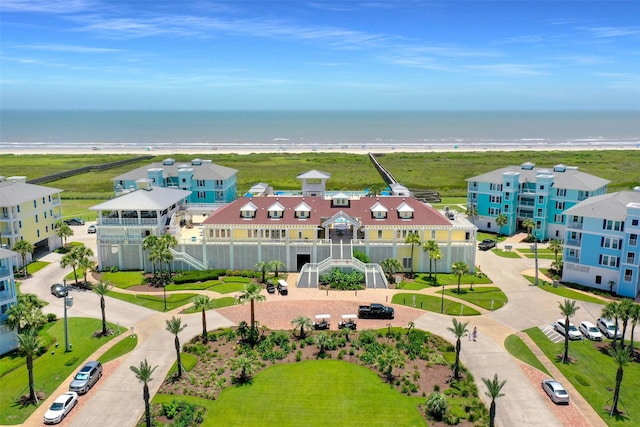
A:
[530,237,539,286]
[63,279,73,352]
[441,284,445,314]
[162,276,167,311]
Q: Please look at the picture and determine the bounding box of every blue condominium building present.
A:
[562,190,640,298]
[112,158,238,205]
[466,162,609,241]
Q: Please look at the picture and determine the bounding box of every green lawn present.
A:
[522,276,606,305]
[525,327,639,426]
[419,272,492,287]
[444,287,508,310]
[153,360,426,426]
[98,334,138,364]
[491,249,522,258]
[165,280,220,291]
[106,290,198,311]
[503,334,550,375]
[392,292,480,316]
[0,318,118,425]
[101,271,146,289]
[166,279,245,294]
[182,297,237,314]
[27,261,50,275]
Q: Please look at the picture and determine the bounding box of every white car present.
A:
[555,319,582,340]
[43,391,78,424]
[541,379,570,404]
[579,321,603,341]
[597,317,623,339]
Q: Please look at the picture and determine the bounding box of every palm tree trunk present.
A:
[630,323,636,351]
[489,401,496,427]
[72,266,79,286]
[143,384,151,427]
[454,339,461,379]
[201,309,207,342]
[250,300,256,330]
[175,336,182,378]
[611,366,624,415]
[27,354,36,402]
[563,315,570,363]
[100,296,107,335]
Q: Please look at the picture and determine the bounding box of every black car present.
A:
[51,283,68,298]
[64,218,85,226]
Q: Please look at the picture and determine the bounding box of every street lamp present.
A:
[63,279,73,352]
[530,237,539,286]
[441,284,445,314]
[162,276,167,312]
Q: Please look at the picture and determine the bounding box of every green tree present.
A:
[60,245,94,286]
[130,359,158,427]
[142,235,160,281]
[522,218,536,240]
[628,303,639,352]
[239,283,266,335]
[404,231,421,275]
[495,213,508,236]
[559,299,579,363]
[548,239,563,263]
[482,374,506,427]
[377,348,405,383]
[618,298,634,349]
[159,234,177,280]
[230,353,259,384]
[447,318,469,380]
[254,261,271,283]
[602,301,622,349]
[55,220,73,247]
[609,346,632,417]
[165,316,187,378]
[269,260,285,278]
[380,258,402,283]
[79,256,96,285]
[291,315,313,339]
[432,250,443,284]
[192,295,215,343]
[93,281,112,336]
[12,239,34,278]
[315,332,334,356]
[17,329,41,404]
[6,293,46,333]
[422,240,440,279]
[466,204,478,225]
[367,183,385,196]
[451,261,470,294]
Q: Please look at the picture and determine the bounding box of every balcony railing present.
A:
[567,222,583,230]
[565,239,581,247]
[564,255,579,263]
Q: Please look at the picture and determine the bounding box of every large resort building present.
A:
[92,169,477,288]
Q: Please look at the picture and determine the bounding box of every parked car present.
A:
[69,361,103,394]
[87,224,97,233]
[43,391,78,424]
[64,218,85,226]
[478,239,496,251]
[554,319,582,340]
[358,303,395,319]
[277,280,288,296]
[50,283,67,298]
[338,314,358,330]
[597,317,622,339]
[313,314,331,330]
[579,321,603,341]
[541,379,570,404]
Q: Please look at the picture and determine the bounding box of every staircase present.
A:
[170,248,207,270]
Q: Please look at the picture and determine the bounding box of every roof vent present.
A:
[521,162,535,170]
[163,158,175,166]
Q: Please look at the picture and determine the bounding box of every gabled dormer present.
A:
[370,201,388,219]
[396,202,414,219]
[267,201,285,219]
[294,201,311,219]
[240,201,257,219]
[331,192,350,208]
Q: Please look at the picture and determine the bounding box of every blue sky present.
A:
[1,0,639,110]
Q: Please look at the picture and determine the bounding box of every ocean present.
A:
[1,110,638,152]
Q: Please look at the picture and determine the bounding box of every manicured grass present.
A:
[476,232,506,242]
[165,279,245,293]
[517,249,558,260]
[523,275,606,305]
[525,327,640,426]
[504,334,550,376]
[444,287,508,310]
[0,318,118,425]
[154,360,426,426]
[106,290,198,311]
[491,249,522,258]
[422,272,492,286]
[182,297,237,314]
[209,283,245,294]
[101,271,146,289]
[27,261,50,275]
[220,276,252,283]
[98,334,138,364]
[165,280,220,291]
[392,292,481,316]
[397,282,430,290]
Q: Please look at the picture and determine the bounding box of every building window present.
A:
[600,255,618,267]
[490,195,502,203]
[402,258,412,269]
[377,230,383,239]
[488,207,501,215]
[538,196,544,204]
[556,188,567,197]
[633,219,639,226]
[197,191,206,199]
[268,210,283,219]
[35,214,39,223]
[505,192,510,200]
[555,201,565,210]
[554,214,565,223]
[602,238,621,249]
[539,185,545,190]
[197,179,205,187]
[603,220,624,231]
[487,222,491,228]
[630,234,638,246]
[537,209,542,217]
[624,269,633,282]
[504,205,509,211]
[626,253,635,264]
[595,275,602,285]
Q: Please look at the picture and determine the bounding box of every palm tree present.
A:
[432,250,443,284]
[254,261,271,283]
[142,235,160,280]
[377,348,405,383]
[79,256,96,285]
[55,220,73,247]
[548,239,563,263]
[269,260,285,278]
[602,301,622,349]
[192,295,215,343]
[291,315,313,339]
[451,261,470,294]
[238,283,266,334]
[495,213,508,236]
[165,316,187,378]
[466,204,478,224]
[482,374,506,427]
[447,318,469,380]
[12,239,34,278]
[130,359,158,427]
[230,353,259,384]
[404,231,421,275]
[422,240,440,278]
[93,281,112,336]
[618,299,634,349]
[609,345,632,416]
[522,218,536,240]
[6,293,46,333]
[159,234,177,279]
[628,303,639,352]
[61,245,94,286]
[559,299,579,363]
[315,332,334,356]
[367,183,384,196]
[17,329,41,404]
[380,258,402,283]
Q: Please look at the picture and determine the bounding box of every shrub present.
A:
[295,350,302,362]
[47,313,57,322]
[425,391,448,421]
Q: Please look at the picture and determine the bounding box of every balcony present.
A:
[567,222,583,230]
[564,255,579,263]
[565,238,581,247]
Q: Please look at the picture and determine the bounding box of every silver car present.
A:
[43,391,78,424]
[69,361,103,394]
[542,379,570,404]
[579,321,603,341]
